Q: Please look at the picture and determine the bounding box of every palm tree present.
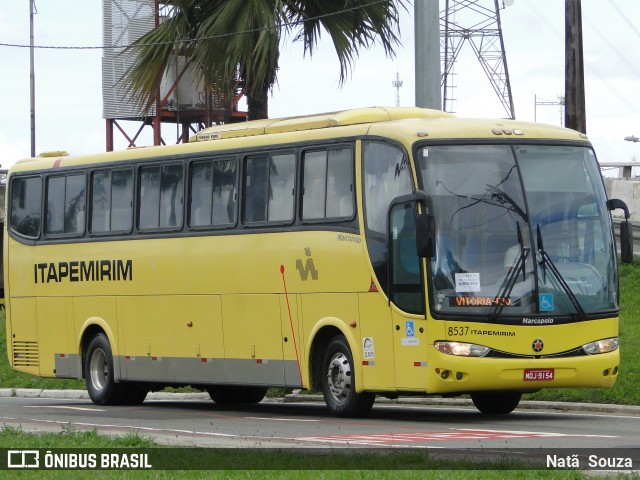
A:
[124,0,406,120]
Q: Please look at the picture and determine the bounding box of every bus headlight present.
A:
[434,341,490,357]
[582,337,619,355]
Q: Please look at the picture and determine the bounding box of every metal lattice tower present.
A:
[102,0,246,151]
[441,0,515,119]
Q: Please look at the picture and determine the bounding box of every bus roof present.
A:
[10,107,589,173]
[189,107,453,142]
[190,106,587,144]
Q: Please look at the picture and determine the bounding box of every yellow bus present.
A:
[4,107,634,417]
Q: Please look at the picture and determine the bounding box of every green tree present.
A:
[124,0,405,120]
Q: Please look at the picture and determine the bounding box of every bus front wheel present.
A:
[471,391,522,414]
[321,336,375,418]
[84,333,126,405]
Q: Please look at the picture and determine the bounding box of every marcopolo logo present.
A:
[532,338,544,353]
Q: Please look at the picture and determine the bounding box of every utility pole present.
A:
[564,0,586,133]
[415,0,441,109]
[29,0,36,157]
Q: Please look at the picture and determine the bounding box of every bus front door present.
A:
[389,201,429,390]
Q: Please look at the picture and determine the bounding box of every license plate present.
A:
[523,368,555,381]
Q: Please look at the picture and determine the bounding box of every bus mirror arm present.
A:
[413,190,430,210]
[607,199,634,264]
[607,199,630,219]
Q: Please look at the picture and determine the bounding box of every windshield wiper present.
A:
[536,225,587,320]
[491,223,530,319]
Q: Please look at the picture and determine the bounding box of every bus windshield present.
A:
[417,144,618,320]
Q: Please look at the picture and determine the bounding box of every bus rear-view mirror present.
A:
[620,220,634,264]
[416,213,436,258]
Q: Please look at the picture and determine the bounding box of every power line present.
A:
[0,0,391,51]
[583,15,640,81]
[523,0,562,42]
[607,0,640,40]
[523,0,638,115]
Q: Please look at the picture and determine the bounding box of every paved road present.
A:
[1,390,640,450]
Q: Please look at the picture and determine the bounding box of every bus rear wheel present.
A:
[321,336,375,418]
[84,333,126,405]
[471,391,522,414]
[122,384,148,405]
[207,386,268,404]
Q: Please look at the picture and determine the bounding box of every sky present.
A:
[0,0,639,173]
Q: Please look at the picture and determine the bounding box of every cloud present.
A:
[0,135,30,169]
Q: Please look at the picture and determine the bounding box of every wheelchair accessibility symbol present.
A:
[405,321,415,337]
[539,293,554,312]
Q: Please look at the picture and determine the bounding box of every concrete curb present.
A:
[2,388,639,415]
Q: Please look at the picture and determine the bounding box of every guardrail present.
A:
[600,162,639,180]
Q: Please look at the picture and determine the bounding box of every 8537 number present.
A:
[447,326,469,337]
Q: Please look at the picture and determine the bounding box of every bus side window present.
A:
[45,173,86,236]
[327,148,354,218]
[244,153,295,224]
[9,176,42,238]
[139,166,161,229]
[139,164,184,231]
[302,151,327,220]
[302,147,354,221]
[160,165,184,228]
[267,153,295,222]
[389,202,424,315]
[91,171,110,232]
[189,158,237,228]
[211,159,238,225]
[111,169,134,232]
[91,169,133,234]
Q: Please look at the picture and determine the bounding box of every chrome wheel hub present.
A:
[89,348,108,391]
[326,352,352,402]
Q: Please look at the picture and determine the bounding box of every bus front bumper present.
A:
[425,349,620,394]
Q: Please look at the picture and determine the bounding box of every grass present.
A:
[526,257,640,404]
[1,427,633,479]
[2,257,640,405]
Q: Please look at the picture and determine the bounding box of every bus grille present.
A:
[12,341,39,367]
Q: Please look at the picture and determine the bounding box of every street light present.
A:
[30,0,37,158]
[624,135,639,142]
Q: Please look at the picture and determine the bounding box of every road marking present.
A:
[451,428,617,438]
[23,405,107,412]
[244,416,321,422]
[15,418,242,439]
[295,428,619,445]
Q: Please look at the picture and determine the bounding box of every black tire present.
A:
[207,386,268,404]
[84,333,127,405]
[122,383,148,405]
[471,391,522,414]
[321,336,375,418]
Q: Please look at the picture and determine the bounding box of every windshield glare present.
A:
[418,144,618,320]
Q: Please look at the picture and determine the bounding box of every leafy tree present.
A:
[124,0,405,120]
